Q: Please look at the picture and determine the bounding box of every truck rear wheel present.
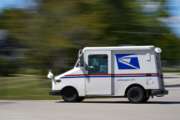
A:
[143,94,150,102]
[142,91,150,102]
[61,87,80,102]
[78,97,85,102]
[127,86,146,103]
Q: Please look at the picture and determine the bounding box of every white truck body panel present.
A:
[84,50,112,95]
[49,46,166,97]
[54,67,86,96]
[112,49,159,96]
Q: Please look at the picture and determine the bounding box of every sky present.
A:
[0,0,36,10]
[0,0,180,37]
[166,0,180,37]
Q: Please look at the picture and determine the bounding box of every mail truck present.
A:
[47,46,168,103]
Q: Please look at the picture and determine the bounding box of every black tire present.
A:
[61,87,79,102]
[142,91,150,102]
[77,97,85,102]
[143,94,150,102]
[127,86,146,103]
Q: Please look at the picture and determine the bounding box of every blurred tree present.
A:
[0,0,109,73]
[101,0,180,64]
[0,0,179,75]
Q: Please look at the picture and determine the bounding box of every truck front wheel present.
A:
[127,86,146,103]
[61,87,80,102]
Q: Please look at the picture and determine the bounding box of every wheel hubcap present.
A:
[130,90,140,100]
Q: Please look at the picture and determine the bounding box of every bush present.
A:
[0,57,19,76]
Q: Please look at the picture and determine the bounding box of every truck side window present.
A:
[88,54,108,74]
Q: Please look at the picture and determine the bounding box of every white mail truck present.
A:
[47,46,168,103]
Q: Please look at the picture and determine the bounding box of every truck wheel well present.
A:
[125,84,145,97]
[61,86,79,96]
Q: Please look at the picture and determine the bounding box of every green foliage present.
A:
[0,0,179,74]
[0,57,19,76]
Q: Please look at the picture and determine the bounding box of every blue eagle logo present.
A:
[115,54,140,69]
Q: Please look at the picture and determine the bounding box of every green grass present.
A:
[0,67,179,100]
[0,75,59,100]
[162,67,180,73]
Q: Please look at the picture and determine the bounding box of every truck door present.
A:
[84,50,112,95]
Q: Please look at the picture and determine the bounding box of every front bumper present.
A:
[49,90,61,96]
[151,89,168,97]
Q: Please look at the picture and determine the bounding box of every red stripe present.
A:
[65,73,159,77]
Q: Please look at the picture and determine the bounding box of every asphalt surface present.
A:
[164,72,180,87]
[0,73,180,120]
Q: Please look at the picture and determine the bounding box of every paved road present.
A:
[0,87,180,120]
[164,72,180,86]
[0,73,180,120]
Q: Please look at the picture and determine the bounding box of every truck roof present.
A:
[83,46,155,51]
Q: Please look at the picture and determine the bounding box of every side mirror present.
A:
[47,70,54,79]
[85,65,95,71]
